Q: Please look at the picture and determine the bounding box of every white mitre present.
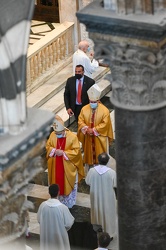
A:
[52,115,65,132]
[87,84,102,101]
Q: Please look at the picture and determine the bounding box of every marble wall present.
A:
[59,0,94,49]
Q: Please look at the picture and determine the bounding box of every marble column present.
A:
[76,1,166,249]
[0,0,35,135]
[0,108,54,248]
[0,1,55,248]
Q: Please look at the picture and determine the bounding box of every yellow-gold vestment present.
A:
[46,130,84,195]
[77,103,113,165]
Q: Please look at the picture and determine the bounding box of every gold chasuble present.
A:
[46,130,84,195]
[77,103,113,165]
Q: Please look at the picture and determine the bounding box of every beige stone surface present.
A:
[28,184,50,200]
[29,212,40,235]
[76,192,90,208]
[28,190,90,236]
[28,183,90,208]
[59,0,79,44]
[31,24,51,34]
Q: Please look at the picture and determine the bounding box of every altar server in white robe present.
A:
[37,184,74,250]
[85,152,117,238]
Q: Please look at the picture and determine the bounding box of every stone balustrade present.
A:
[26,21,74,95]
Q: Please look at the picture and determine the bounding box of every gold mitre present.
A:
[52,115,65,132]
[87,84,101,101]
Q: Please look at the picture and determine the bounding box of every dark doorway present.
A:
[33,0,60,23]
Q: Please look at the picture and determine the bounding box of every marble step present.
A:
[27,183,90,213]
[29,212,40,237]
[27,62,111,125]
[28,190,91,239]
[32,168,90,193]
[27,63,109,109]
[39,88,65,113]
[57,70,112,127]
[27,63,73,108]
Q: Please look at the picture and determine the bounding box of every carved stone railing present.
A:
[26,21,74,95]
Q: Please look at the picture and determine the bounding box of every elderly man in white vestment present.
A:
[85,152,117,239]
[73,40,99,78]
[37,184,74,250]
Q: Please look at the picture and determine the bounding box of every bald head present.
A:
[78,40,89,53]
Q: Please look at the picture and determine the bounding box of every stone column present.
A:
[0,1,55,248]
[0,108,54,248]
[0,0,35,135]
[77,1,166,249]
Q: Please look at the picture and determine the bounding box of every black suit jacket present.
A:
[64,75,95,113]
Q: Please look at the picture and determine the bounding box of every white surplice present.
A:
[85,165,117,237]
[37,198,74,250]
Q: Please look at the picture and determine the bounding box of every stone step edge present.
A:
[39,88,65,113]
[40,71,111,123]
[39,74,112,114]
[27,79,67,109]
[27,183,90,208]
[27,62,73,108]
[28,211,40,236]
[27,65,110,110]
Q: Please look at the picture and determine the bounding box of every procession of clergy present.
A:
[38,83,117,250]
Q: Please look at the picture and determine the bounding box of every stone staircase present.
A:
[26,161,118,250]
[27,61,111,126]
[26,179,91,250]
[28,182,91,214]
[26,60,115,249]
[27,20,112,125]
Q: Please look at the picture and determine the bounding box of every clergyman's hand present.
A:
[56,149,63,156]
[87,128,94,136]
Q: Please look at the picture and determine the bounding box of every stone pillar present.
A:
[0,108,54,248]
[76,1,166,249]
[0,0,34,135]
[0,1,55,247]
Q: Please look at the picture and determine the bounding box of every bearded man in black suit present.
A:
[64,65,95,122]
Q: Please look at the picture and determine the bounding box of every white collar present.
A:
[45,198,61,207]
[77,49,85,54]
[95,248,108,250]
[94,165,110,175]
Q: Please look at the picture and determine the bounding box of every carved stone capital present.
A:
[90,34,166,111]
[77,1,166,111]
